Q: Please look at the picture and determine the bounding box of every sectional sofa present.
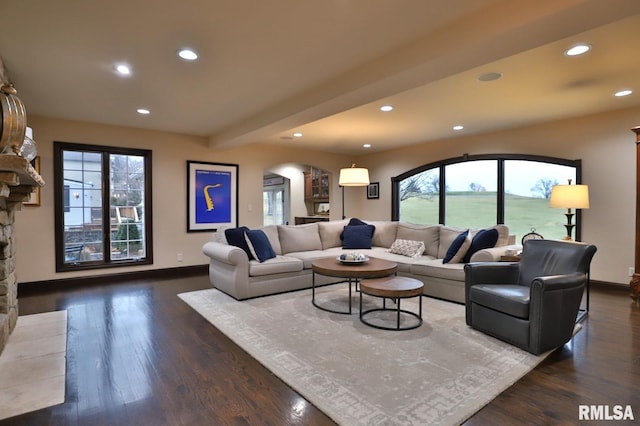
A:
[202,219,519,303]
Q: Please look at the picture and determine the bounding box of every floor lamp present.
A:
[549,179,590,241]
[339,164,369,219]
[549,179,591,322]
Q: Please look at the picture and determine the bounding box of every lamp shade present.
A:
[549,184,590,209]
[339,166,370,186]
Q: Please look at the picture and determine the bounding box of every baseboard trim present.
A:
[18,264,208,296]
[591,279,630,289]
[16,271,629,297]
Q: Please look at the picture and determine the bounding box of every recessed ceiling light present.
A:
[178,48,198,61]
[453,125,464,131]
[293,132,303,138]
[363,144,372,148]
[477,72,502,82]
[115,64,131,76]
[565,44,591,56]
[380,105,393,112]
[614,89,633,97]
[137,108,150,115]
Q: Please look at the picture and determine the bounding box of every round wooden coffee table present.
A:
[359,276,424,330]
[311,257,397,314]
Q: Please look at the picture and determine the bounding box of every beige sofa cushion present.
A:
[258,225,282,255]
[278,223,322,254]
[396,223,441,257]
[249,255,303,276]
[437,225,467,259]
[367,221,398,248]
[318,219,349,249]
[410,258,466,281]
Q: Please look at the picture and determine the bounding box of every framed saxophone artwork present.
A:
[187,161,238,232]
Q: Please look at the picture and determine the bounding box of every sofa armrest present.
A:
[470,244,522,262]
[202,241,251,299]
[528,272,587,354]
[202,241,248,266]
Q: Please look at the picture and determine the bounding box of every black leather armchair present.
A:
[464,239,597,355]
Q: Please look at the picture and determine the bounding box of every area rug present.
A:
[0,310,67,420]
[179,287,548,425]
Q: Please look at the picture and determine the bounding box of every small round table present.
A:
[359,276,424,330]
[311,257,397,315]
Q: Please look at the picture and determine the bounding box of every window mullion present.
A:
[438,166,446,224]
[497,159,505,224]
[102,152,112,263]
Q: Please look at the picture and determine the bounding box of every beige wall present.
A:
[16,116,346,283]
[16,106,640,285]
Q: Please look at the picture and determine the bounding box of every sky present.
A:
[421,160,576,197]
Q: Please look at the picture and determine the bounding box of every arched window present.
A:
[392,154,582,242]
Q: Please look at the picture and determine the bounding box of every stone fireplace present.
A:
[0,155,43,354]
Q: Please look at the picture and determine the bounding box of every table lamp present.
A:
[549,179,589,241]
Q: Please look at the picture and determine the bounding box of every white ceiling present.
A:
[1,0,640,155]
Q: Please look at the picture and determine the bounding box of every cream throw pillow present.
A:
[388,239,426,258]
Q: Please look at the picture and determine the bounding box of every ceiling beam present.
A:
[208,0,640,150]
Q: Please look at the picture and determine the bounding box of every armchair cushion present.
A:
[469,285,530,319]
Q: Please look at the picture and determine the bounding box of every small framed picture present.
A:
[367,182,379,199]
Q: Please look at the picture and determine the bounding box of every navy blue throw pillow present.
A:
[348,218,369,227]
[342,225,375,249]
[443,230,470,264]
[463,228,500,263]
[224,226,254,260]
[340,218,375,240]
[244,229,276,262]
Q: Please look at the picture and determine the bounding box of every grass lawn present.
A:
[400,192,567,242]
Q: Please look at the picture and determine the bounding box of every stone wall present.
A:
[0,207,17,353]
[0,156,44,355]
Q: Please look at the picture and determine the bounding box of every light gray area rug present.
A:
[179,287,548,425]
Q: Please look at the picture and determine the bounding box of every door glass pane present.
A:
[263,189,285,225]
[63,151,103,263]
[444,160,497,228]
[504,160,576,242]
[398,168,439,224]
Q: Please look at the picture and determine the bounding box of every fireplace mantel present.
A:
[0,155,44,196]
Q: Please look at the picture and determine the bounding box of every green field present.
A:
[400,192,567,242]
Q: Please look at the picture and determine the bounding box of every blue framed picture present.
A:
[187,161,238,232]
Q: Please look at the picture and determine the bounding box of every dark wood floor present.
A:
[2,275,639,425]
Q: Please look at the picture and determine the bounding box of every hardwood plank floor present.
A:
[2,275,638,425]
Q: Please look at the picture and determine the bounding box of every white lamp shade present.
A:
[549,184,590,209]
[339,167,370,186]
